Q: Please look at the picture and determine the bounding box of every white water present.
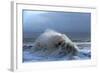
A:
[23,43,91,62]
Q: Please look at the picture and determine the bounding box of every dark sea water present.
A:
[23,32,90,43]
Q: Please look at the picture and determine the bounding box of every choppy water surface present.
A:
[23,43,91,62]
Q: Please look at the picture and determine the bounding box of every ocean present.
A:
[23,31,91,62]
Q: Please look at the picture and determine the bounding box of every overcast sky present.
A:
[23,10,91,37]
